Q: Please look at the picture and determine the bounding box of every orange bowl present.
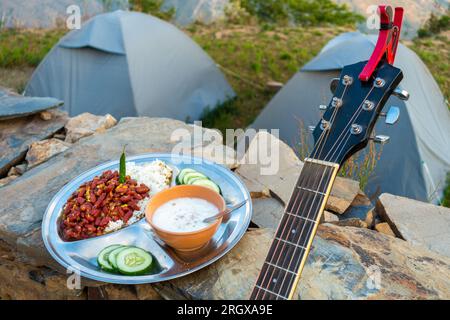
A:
[145,185,226,252]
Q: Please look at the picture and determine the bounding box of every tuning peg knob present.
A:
[319,104,327,111]
[393,88,409,101]
[308,125,316,133]
[380,106,400,125]
[370,135,390,144]
[330,78,340,94]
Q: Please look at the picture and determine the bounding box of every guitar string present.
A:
[264,84,348,299]
[251,122,329,299]
[254,83,348,299]
[256,79,378,299]
[252,100,335,299]
[323,86,376,162]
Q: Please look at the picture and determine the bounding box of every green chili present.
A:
[119,145,127,184]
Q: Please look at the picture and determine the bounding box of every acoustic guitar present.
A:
[250,5,409,300]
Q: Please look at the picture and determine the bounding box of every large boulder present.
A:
[376,193,450,257]
[157,224,450,300]
[235,131,361,213]
[0,109,68,177]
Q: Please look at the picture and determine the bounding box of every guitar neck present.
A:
[250,158,339,300]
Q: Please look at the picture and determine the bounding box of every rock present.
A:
[0,86,63,121]
[39,111,53,121]
[251,197,285,229]
[376,193,450,258]
[26,138,71,169]
[235,131,360,213]
[365,209,377,229]
[102,285,137,300]
[53,133,66,140]
[0,256,85,300]
[0,117,234,264]
[160,224,450,300]
[326,177,361,214]
[135,285,162,300]
[64,113,117,143]
[321,211,339,223]
[0,109,68,176]
[236,131,304,203]
[266,81,284,92]
[330,218,368,228]
[7,166,20,177]
[375,222,396,237]
[0,175,18,188]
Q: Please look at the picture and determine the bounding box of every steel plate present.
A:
[42,153,252,284]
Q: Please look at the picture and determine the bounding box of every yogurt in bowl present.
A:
[152,198,219,233]
[146,185,226,251]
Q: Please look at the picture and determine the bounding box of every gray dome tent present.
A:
[252,32,450,203]
[25,10,235,120]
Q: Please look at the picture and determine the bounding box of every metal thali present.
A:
[42,153,252,284]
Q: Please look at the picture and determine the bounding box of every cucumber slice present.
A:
[184,172,209,185]
[191,179,221,194]
[97,244,122,272]
[177,169,196,185]
[116,247,153,276]
[108,246,128,271]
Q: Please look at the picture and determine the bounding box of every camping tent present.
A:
[252,32,450,203]
[25,10,235,121]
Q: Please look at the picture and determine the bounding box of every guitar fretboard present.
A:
[250,159,339,300]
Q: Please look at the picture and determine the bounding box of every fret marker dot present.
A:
[292,229,296,234]
[273,278,277,283]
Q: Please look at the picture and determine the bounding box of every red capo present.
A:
[359,5,404,82]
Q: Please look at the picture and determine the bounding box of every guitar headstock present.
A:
[310,60,404,165]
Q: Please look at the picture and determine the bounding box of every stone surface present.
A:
[0,117,233,264]
[330,218,368,228]
[26,138,71,169]
[365,209,377,229]
[0,86,63,120]
[376,193,450,258]
[64,113,117,143]
[375,222,396,237]
[160,224,450,300]
[266,81,284,92]
[251,197,285,229]
[0,109,68,176]
[0,175,18,188]
[321,211,339,223]
[326,177,361,214]
[235,132,360,213]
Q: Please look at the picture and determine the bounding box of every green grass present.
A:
[0,29,65,68]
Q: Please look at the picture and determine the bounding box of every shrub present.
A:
[128,0,175,20]
[235,0,364,26]
[417,11,450,38]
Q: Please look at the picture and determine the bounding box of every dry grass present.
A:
[0,67,34,93]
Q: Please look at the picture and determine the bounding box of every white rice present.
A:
[105,160,172,232]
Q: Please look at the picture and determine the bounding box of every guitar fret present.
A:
[264,261,297,275]
[274,237,306,249]
[254,285,288,300]
[285,212,318,224]
[251,158,340,300]
[296,186,326,195]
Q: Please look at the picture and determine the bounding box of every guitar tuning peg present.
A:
[330,78,340,94]
[380,106,400,125]
[308,125,316,133]
[370,135,390,144]
[392,88,409,101]
[319,105,327,111]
